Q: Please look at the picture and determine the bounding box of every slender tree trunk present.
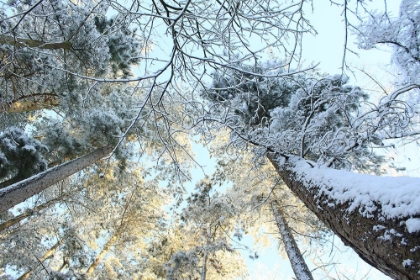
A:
[0,146,112,213]
[0,35,72,50]
[0,96,59,114]
[201,250,208,280]
[0,201,52,232]
[17,240,61,280]
[0,212,28,232]
[268,153,420,280]
[86,189,137,275]
[86,225,123,275]
[271,200,314,280]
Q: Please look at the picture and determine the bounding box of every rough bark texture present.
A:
[0,146,112,213]
[272,201,314,280]
[268,154,420,280]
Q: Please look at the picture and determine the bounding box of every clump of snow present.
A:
[378,229,403,242]
[402,259,413,267]
[373,225,386,232]
[290,157,420,220]
[379,231,393,242]
[410,246,420,252]
[406,218,420,233]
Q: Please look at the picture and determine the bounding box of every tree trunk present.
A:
[0,146,112,213]
[0,176,24,190]
[271,200,314,280]
[268,153,420,280]
[86,225,123,275]
[0,200,53,232]
[200,250,208,280]
[17,240,61,280]
[0,96,59,114]
[0,35,72,50]
[0,192,77,232]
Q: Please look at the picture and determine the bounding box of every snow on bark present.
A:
[406,218,420,234]
[268,153,420,280]
[290,158,420,221]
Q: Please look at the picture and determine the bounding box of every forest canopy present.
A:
[0,0,419,279]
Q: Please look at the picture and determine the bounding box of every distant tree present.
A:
[203,139,328,279]
[271,200,313,280]
[201,64,420,279]
[177,178,248,280]
[1,164,167,279]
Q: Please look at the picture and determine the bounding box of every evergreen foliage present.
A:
[0,127,48,183]
[205,68,384,172]
[0,0,420,279]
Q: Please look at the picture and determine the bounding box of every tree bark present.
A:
[0,146,112,213]
[271,201,314,280]
[268,153,420,280]
[0,176,24,190]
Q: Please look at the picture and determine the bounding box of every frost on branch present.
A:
[356,0,420,85]
[204,67,387,172]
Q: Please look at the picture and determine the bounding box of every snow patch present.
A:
[410,246,420,252]
[402,259,413,267]
[373,225,386,232]
[291,157,420,220]
[379,230,393,242]
[406,218,420,233]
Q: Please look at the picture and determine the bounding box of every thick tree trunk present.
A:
[271,201,314,280]
[17,240,61,280]
[0,176,24,190]
[268,154,420,280]
[0,146,112,213]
